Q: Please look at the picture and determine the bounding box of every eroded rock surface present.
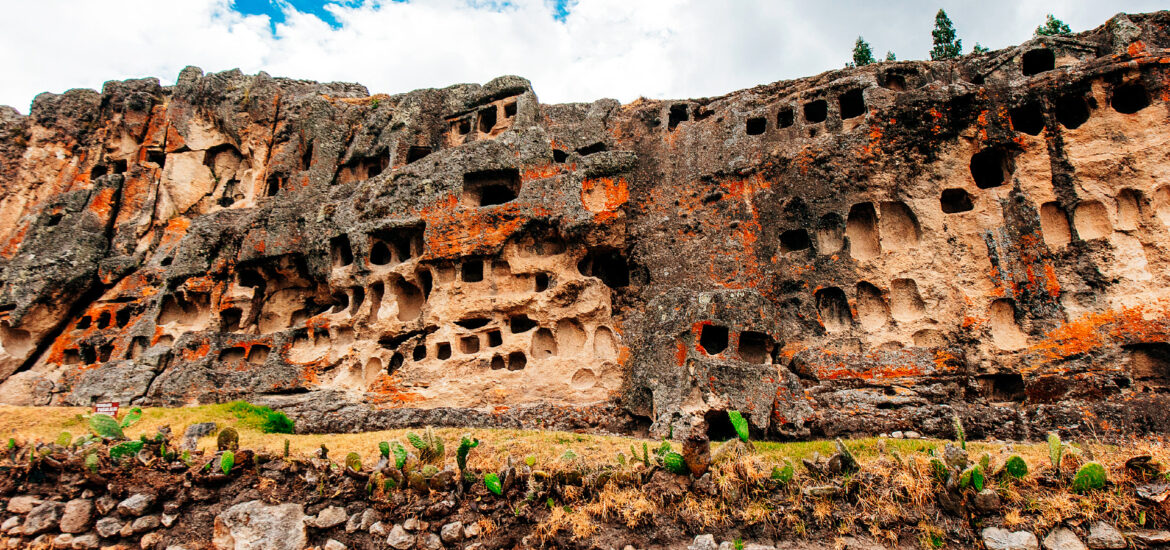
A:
[2,13,1170,439]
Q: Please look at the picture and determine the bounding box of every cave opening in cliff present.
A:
[510,315,537,333]
[776,108,794,128]
[745,117,766,135]
[879,201,921,250]
[1112,83,1150,114]
[1040,202,1072,247]
[578,250,629,288]
[460,335,480,354]
[534,272,550,292]
[970,148,1011,189]
[46,213,61,227]
[452,118,472,136]
[112,160,128,174]
[221,307,242,332]
[248,345,270,364]
[507,351,527,370]
[1054,93,1090,129]
[532,328,557,359]
[412,344,427,361]
[76,316,91,330]
[114,306,129,327]
[490,355,505,370]
[90,165,108,180]
[456,318,490,330]
[940,188,974,213]
[1128,343,1170,390]
[698,324,729,355]
[668,104,688,130]
[503,101,517,119]
[845,203,880,260]
[881,72,907,91]
[815,213,845,253]
[370,240,392,265]
[392,278,424,321]
[1117,188,1142,230]
[265,174,281,197]
[1073,200,1112,240]
[487,330,502,347]
[128,337,147,360]
[387,352,404,374]
[478,106,497,133]
[838,89,866,119]
[436,342,452,360]
[1021,49,1055,76]
[147,150,166,168]
[737,331,771,364]
[704,409,745,441]
[803,99,827,123]
[462,169,521,207]
[577,142,606,156]
[96,311,111,329]
[406,146,432,164]
[779,229,811,253]
[79,345,96,365]
[330,235,353,267]
[461,260,483,283]
[1010,102,1045,136]
[552,149,568,163]
[977,373,1026,402]
[330,291,349,314]
[815,287,852,332]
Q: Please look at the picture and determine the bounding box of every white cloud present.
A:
[0,0,1164,114]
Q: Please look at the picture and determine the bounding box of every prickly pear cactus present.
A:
[109,440,144,462]
[221,450,235,475]
[391,441,407,469]
[345,452,362,472]
[120,407,142,429]
[55,432,72,447]
[456,434,479,472]
[728,410,750,443]
[379,441,390,458]
[1071,462,1107,493]
[1004,455,1028,479]
[771,459,795,483]
[89,414,124,440]
[484,472,502,495]
[217,427,239,451]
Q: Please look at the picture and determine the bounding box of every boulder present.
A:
[419,532,443,550]
[7,496,42,514]
[1086,522,1126,549]
[982,527,1039,550]
[117,493,156,517]
[307,506,347,529]
[95,517,125,538]
[441,521,463,543]
[369,521,389,537]
[690,534,718,550]
[71,533,100,549]
[324,540,346,550]
[59,499,94,533]
[1042,528,1087,550]
[21,501,64,535]
[387,524,414,550]
[212,500,307,550]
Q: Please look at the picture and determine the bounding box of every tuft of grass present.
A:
[224,401,295,434]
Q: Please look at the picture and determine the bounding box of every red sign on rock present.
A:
[94,402,119,417]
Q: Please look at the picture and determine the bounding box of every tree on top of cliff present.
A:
[885,51,897,62]
[1035,14,1072,36]
[853,37,875,67]
[930,9,962,60]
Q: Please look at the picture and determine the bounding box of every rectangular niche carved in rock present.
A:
[462,169,521,207]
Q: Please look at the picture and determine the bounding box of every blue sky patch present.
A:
[232,0,574,31]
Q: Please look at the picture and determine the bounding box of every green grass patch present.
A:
[224,401,295,434]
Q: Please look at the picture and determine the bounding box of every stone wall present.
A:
[2,12,1170,440]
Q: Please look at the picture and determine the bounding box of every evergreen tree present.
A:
[972,43,989,54]
[1035,14,1072,36]
[853,37,875,67]
[885,51,897,62]
[930,9,962,60]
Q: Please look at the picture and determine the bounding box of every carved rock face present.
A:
[1,14,1170,440]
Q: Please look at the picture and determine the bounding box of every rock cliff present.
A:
[2,12,1170,440]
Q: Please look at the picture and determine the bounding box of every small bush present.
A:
[225,401,295,434]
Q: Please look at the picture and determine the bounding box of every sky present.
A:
[0,0,1165,113]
